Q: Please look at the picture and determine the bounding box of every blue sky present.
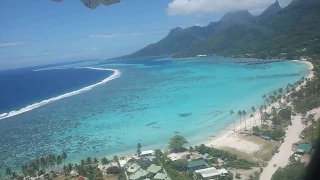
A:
[0,0,292,69]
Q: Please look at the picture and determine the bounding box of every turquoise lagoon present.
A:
[0,56,309,170]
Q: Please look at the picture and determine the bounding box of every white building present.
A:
[195,167,228,179]
[139,150,154,157]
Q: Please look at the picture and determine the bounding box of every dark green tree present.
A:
[168,135,188,152]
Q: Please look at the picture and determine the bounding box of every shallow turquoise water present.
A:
[0,57,309,170]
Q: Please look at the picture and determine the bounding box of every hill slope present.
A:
[259,0,282,18]
[123,0,320,60]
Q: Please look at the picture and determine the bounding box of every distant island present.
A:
[120,0,320,60]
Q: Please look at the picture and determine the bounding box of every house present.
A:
[167,153,180,161]
[190,153,212,160]
[137,157,154,168]
[129,168,148,180]
[195,167,228,179]
[139,150,154,157]
[153,172,170,180]
[127,163,141,173]
[187,159,207,171]
[147,164,161,174]
[296,144,312,154]
[119,159,127,168]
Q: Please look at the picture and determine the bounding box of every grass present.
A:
[299,121,320,145]
[242,135,281,162]
[219,147,257,163]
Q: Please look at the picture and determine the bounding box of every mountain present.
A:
[220,10,254,23]
[123,0,320,60]
[259,0,282,18]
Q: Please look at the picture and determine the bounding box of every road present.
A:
[260,107,320,180]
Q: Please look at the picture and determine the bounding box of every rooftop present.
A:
[127,163,141,173]
[297,144,312,154]
[147,164,161,174]
[153,172,170,180]
[140,150,154,156]
[119,159,127,167]
[195,167,228,178]
[129,168,148,180]
[187,159,207,168]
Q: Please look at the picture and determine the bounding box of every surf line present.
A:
[0,67,122,120]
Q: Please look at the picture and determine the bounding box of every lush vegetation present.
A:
[1,152,120,180]
[271,157,306,180]
[123,0,320,60]
[195,144,258,170]
[155,149,193,180]
[168,135,188,152]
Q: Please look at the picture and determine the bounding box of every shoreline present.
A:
[0,67,122,120]
[203,60,314,152]
[85,60,314,162]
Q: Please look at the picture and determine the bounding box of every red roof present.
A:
[212,164,217,167]
[78,176,85,180]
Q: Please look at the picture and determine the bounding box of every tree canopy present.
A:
[168,135,188,152]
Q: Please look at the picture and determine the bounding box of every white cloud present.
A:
[89,31,168,39]
[91,47,99,50]
[0,42,26,47]
[167,0,292,16]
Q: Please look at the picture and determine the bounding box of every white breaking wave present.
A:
[0,67,122,120]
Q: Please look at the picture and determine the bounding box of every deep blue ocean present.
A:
[0,67,113,113]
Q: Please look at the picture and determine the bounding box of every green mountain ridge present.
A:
[122,0,320,60]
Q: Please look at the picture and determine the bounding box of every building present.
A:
[119,159,127,168]
[147,164,161,174]
[187,159,207,171]
[127,163,141,173]
[296,144,312,154]
[195,167,228,179]
[139,150,154,157]
[129,168,148,180]
[190,153,212,160]
[153,172,170,180]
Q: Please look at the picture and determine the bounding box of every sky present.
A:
[0,0,292,70]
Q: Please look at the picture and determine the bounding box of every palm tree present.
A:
[262,95,266,105]
[62,152,67,166]
[101,157,108,165]
[273,91,278,97]
[251,107,256,125]
[250,114,254,134]
[62,165,69,176]
[137,143,142,156]
[80,159,86,166]
[11,172,17,179]
[279,88,283,94]
[86,157,92,164]
[5,167,12,177]
[57,155,63,172]
[40,157,48,171]
[260,105,264,126]
[47,154,56,171]
[237,110,243,132]
[67,163,73,173]
[189,146,194,155]
[242,110,247,131]
[21,165,28,177]
[230,110,235,132]
[93,158,99,164]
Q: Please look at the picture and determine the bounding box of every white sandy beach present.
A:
[204,60,314,156]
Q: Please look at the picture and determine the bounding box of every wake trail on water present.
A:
[0,67,122,120]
